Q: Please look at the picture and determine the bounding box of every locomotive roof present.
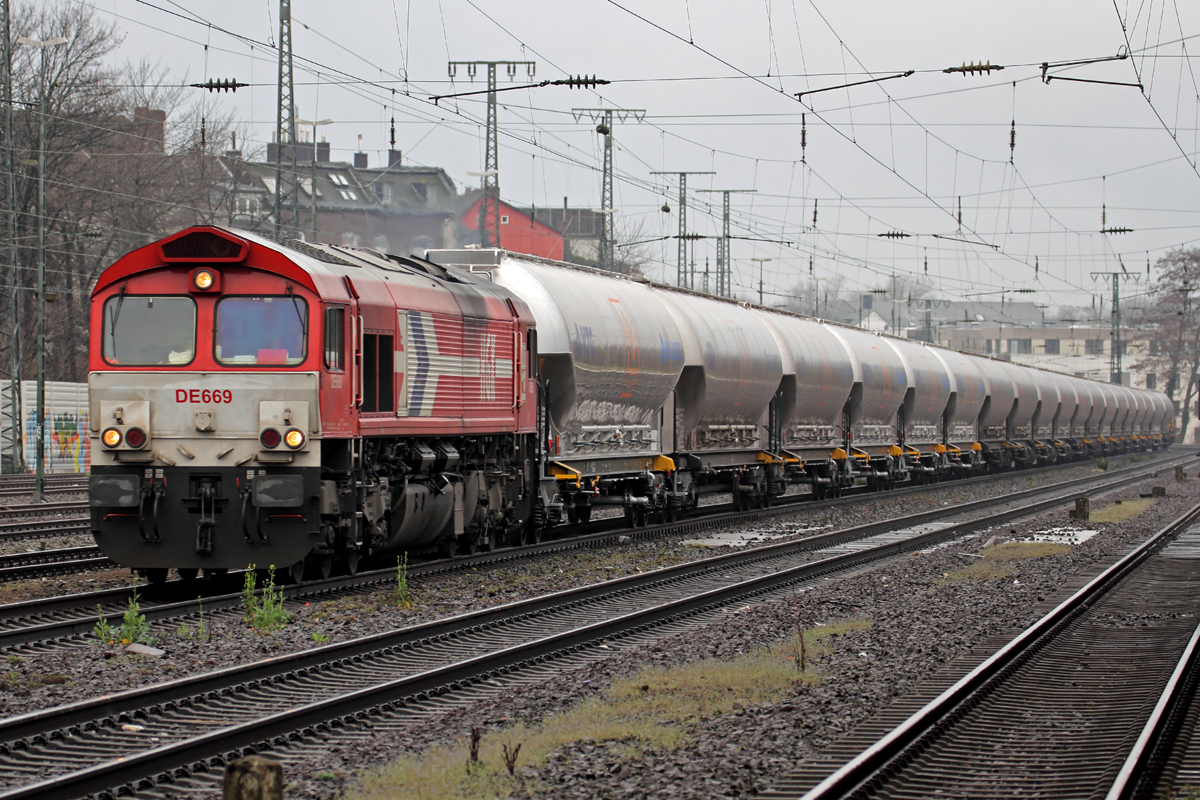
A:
[95,226,521,309]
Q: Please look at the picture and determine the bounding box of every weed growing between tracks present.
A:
[241,566,291,631]
[93,580,152,645]
[348,618,871,800]
[1091,498,1155,523]
[938,541,1071,584]
[394,553,412,609]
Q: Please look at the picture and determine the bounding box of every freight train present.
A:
[87,226,1173,583]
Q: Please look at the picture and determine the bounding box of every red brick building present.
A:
[458,194,566,261]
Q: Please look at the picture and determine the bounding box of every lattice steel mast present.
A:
[449,60,535,248]
[571,108,644,271]
[698,189,755,297]
[652,170,714,288]
[273,0,299,237]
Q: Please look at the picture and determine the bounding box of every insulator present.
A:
[661,202,671,214]
[390,116,396,148]
[1035,256,1039,277]
[809,256,813,274]
[1102,203,1107,227]
[200,117,206,148]
[192,78,247,93]
[1009,120,1016,161]
[812,197,818,228]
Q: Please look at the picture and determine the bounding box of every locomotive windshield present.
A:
[215,295,308,365]
[102,295,196,366]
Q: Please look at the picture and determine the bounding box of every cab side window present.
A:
[361,334,394,413]
[325,307,345,371]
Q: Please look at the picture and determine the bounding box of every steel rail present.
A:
[0,453,1186,652]
[0,546,109,581]
[796,501,1200,800]
[0,460,1185,799]
[1104,617,1200,799]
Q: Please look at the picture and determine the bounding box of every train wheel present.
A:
[306,554,334,580]
[143,568,169,585]
[176,568,199,581]
[287,560,306,584]
[577,506,592,524]
[341,548,361,576]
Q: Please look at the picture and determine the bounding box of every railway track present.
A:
[0,453,1186,798]
[0,451,1187,654]
[0,547,108,582]
[0,475,87,498]
[761,501,1200,800]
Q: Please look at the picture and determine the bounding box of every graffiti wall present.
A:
[6,381,91,474]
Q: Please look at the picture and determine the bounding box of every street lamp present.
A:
[296,118,333,243]
[16,35,68,503]
[751,258,772,305]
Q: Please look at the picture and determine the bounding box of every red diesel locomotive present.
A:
[88,226,540,582]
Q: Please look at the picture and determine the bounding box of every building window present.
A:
[329,173,349,186]
[1043,338,1060,355]
[1146,373,1157,390]
[500,215,510,224]
[411,183,428,202]
[1085,339,1105,355]
[1007,338,1032,355]
[338,189,358,201]
[986,339,993,354]
[234,195,260,216]
[1150,340,1159,356]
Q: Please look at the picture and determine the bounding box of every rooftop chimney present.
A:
[388,149,402,167]
[354,134,368,169]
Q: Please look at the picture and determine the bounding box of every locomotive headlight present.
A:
[124,427,147,449]
[193,269,215,290]
[284,429,306,449]
[260,428,282,449]
[101,428,122,448]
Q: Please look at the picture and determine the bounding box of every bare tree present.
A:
[6,1,231,381]
[1132,247,1200,440]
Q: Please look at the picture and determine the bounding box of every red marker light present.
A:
[124,427,147,449]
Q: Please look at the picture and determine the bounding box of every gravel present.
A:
[0,456,1187,797]
[276,464,1200,800]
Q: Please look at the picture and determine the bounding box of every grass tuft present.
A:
[938,540,1070,584]
[1090,498,1154,523]
[348,617,871,800]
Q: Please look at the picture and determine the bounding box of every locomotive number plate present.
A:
[175,389,234,404]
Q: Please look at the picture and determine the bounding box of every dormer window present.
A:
[329,174,350,186]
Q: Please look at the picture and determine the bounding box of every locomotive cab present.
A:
[89,228,324,582]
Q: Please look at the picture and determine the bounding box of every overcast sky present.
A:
[84,0,1200,317]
